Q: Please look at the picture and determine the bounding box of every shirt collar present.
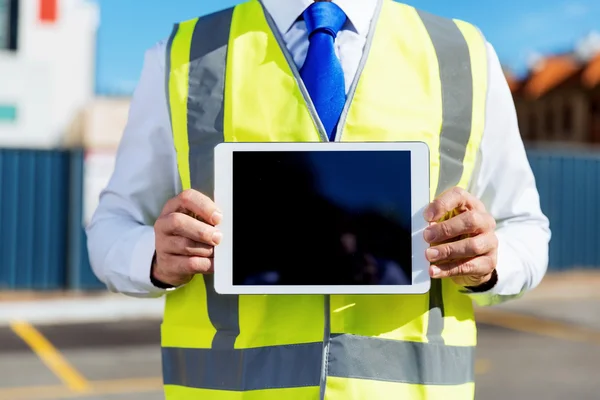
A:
[260,0,378,37]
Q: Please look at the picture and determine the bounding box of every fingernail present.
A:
[431,266,441,277]
[211,211,223,225]
[426,248,440,261]
[423,228,435,243]
[212,231,223,245]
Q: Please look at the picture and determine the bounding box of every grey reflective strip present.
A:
[204,275,239,349]
[427,279,445,343]
[187,8,232,198]
[185,9,239,349]
[417,10,475,343]
[165,23,179,132]
[162,335,474,390]
[162,343,323,391]
[328,334,474,386]
[418,10,474,197]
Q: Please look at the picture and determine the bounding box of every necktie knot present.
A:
[303,2,347,39]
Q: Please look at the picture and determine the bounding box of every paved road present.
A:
[476,323,600,400]
[0,304,599,400]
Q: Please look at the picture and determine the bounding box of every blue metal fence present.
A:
[0,147,598,290]
[528,149,600,271]
[67,150,103,290]
[0,149,71,290]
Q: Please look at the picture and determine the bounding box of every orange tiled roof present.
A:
[582,53,600,88]
[521,55,580,98]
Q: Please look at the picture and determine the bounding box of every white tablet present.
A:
[213,142,431,295]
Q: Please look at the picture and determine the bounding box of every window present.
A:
[592,100,600,116]
[528,113,538,140]
[0,104,17,122]
[590,100,600,143]
[0,0,7,48]
[562,104,573,134]
[544,107,555,137]
[0,0,18,51]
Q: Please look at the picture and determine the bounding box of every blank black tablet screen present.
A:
[232,150,412,286]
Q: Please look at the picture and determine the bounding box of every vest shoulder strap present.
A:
[412,6,489,197]
[164,7,234,193]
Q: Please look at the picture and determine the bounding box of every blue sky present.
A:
[92,0,600,95]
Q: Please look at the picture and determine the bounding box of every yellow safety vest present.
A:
[162,0,488,399]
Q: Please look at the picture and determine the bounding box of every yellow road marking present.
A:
[9,321,92,393]
[475,308,600,345]
[0,377,162,400]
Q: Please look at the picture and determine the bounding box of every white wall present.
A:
[0,52,54,146]
[0,0,99,148]
[81,97,131,225]
[81,97,131,149]
[83,150,116,225]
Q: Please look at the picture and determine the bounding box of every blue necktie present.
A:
[300,2,348,141]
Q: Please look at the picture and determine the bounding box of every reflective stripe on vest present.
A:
[163,335,475,389]
[163,0,488,398]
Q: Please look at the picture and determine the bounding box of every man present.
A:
[87,0,551,399]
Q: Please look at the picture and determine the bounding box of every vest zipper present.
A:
[319,296,331,400]
[258,7,331,395]
[259,2,384,397]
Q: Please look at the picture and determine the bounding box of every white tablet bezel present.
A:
[213,142,431,295]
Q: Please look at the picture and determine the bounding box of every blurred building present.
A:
[508,32,600,144]
[0,0,99,148]
[76,96,131,225]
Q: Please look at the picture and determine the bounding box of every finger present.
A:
[161,189,222,226]
[165,236,215,258]
[159,212,222,245]
[424,187,485,222]
[423,211,496,244]
[175,255,215,275]
[426,233,497,263]
[429,255,495,279]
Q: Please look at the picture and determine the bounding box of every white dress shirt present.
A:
[86,0,551,307]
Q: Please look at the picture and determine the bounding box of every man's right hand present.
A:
[152,189,223,287]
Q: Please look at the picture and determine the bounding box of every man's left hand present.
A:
[423,187,498,288]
